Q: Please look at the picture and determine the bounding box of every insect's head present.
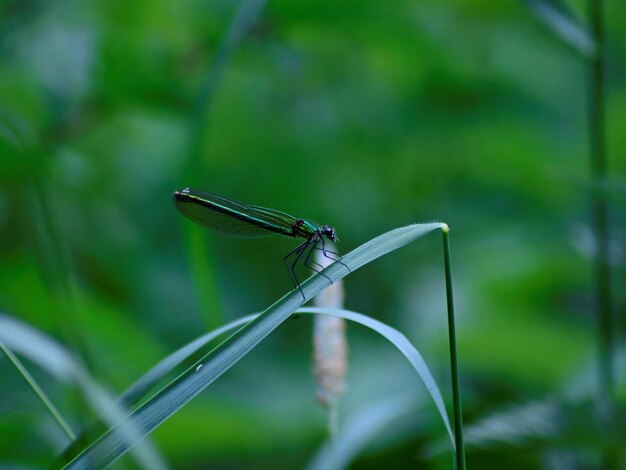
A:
[173,188,192,203]
[321,225,337,242]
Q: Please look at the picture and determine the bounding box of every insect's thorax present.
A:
[291,219,319,238]
[290,218,338,244]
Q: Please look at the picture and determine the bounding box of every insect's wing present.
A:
[173,189,291,239]
[246,206,317,236]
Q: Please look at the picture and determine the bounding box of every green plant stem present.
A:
[32,183,88,358]
[183,0,267,329]
[442,226,465,470]
[0,340,75,441]
[587,0,617,466]
[587,0,613,405]
[187,0,267,179]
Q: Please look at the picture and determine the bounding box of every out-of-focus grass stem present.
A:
[31,182,91,367]
[587,0,617,466]
[183,0,267,328]
[0,340,76,441]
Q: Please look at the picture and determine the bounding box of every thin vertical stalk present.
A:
[588,0,612,401]
[31,182,92,371]
[0,341,76,441]
[442,226,465,470]
[187,0,267,180]
[182,0,267,329]
[587,0,616,465]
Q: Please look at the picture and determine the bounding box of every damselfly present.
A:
[173,188,346,299]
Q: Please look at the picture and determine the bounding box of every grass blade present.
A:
[61,223,446,468]
[301,307,454,449]
[84,307,454,461]
[119,315,257,407]
[0,340,76,440]
[0,314,166,470]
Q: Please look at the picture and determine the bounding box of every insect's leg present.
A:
[314,238,342,259]
[290,241,313,300]
[303,239,332,284]
[302,240,322,270]
[284,241,309,299]
[313,247,341,257]
[307,257,327,270]
[320,236,351,272]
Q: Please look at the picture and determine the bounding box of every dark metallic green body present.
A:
[173,188,342,298]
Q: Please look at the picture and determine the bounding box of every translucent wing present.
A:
[246,205,318,236]
[173,189,304,239]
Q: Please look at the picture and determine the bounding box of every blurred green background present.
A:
[0,0,625,468]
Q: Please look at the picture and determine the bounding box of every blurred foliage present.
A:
[0,0,625,468]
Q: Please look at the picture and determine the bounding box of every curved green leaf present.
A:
[0,314,166,470]
[75,306,454,464]
[120,307,454,455]
[300,307,453,447]
[120,315,257,407]
[61,223,446,468]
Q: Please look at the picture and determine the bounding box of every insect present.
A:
[173,188,346,299]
